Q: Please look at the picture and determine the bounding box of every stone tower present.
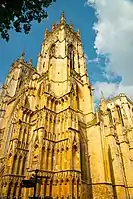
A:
[0,13,133,199]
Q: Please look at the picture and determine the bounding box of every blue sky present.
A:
[1,0,133,103]
[0,0,103,84]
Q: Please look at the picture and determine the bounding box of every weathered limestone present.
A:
[0,13,133,199]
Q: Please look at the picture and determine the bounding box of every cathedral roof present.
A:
[106,93,133,105]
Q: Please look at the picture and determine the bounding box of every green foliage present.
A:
[0,0,56,41]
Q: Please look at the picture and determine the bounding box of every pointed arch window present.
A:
[22,157,26,175]
[11,155,17,174]
[46,147,50,170]
[107,109,113,124]
[17,156,22,174]
[68,44,74,70]
[7,182,13,196]
[49,44,55,58]
[72,144,76,169]
[76,85,79,110]
[18,79,22,89]
[80,139,87,181]
[25,96,30,109]
[116,105,124,126]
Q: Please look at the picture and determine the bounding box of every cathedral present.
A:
[0,13,133,199]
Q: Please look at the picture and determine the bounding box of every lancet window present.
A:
[7,182,13,196]
[11,155,17,174]
[107,109,113,124]
[80,138,87,181]
[116,105,124,126]
[49,44,55,58]
[17,156,22,174]
[17,79,22,89]
[76,85,79,110]
[22,157,26,175]
[68,44,74,70]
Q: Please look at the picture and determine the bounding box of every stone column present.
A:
[48,147,52,170]
[62,150,65,170]
[56,148,60,171]
[10,183,15,198]
[62,115,65,134]
[60,151,62,170]
[74,180,77,198]
[47,113,50,134]
[15,183,21,199]
[52,178,57,198]
[22,187,29,199]
[36,182,40,197]
[19,157,23,175]
[68,176,73,198]
[67,109,71,129]
[40,179,45,198]
[46,179,50,196]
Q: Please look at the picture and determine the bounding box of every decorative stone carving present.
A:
[0,13,133,199]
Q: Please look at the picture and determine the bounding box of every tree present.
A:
[0,0,56,41]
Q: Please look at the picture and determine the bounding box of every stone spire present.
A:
[70,21,74,31]
[44,28,49,38]
[101,90,104,100]
[20,52,25,61]
[100,91,107,112]
[60,11,66,24]
[77,29,81,37]
[29,58,32,65]
[52,23,56,31]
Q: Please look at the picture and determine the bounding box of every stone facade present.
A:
[0,13,133,199]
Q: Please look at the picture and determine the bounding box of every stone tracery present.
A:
[0,13,133,199]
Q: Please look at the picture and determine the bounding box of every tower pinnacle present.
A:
[100,90,105,104]
[60,11,66,24]
[101,90,104,100]
[77,29,81,37]
[29,58,32,65]
[44,28,49,38]
[100,90,107,112]
[70,21,74,31]
[20,52,25,61]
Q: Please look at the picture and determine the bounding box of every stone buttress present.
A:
[0,13,133,199]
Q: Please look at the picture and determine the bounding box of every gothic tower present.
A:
[0,13,133,199]
[0,13,94,199]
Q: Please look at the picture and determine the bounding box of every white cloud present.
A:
[93,81,133,101]
[84,53,100,64]
[87,0,133,85]
[88,57,100,63]
[84,53,89,63]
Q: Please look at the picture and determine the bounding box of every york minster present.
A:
[0,13,133,199]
